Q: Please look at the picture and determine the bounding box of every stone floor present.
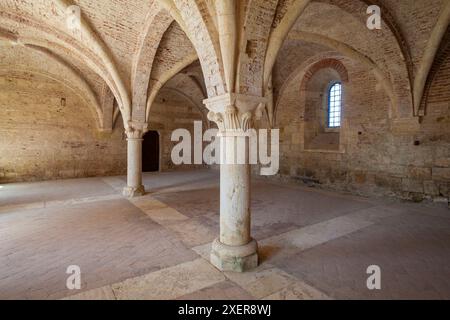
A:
[0,170,449,300]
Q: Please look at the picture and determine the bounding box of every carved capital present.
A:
[125,122,148,139]
[204,93,266,133]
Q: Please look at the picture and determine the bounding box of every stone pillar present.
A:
[123,126,146,198]
[205,93,266,272]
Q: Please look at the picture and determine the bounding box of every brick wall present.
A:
[0,72,127,183]
[0,72,207,183]
[275,56,450,202]
[149,89,209,172]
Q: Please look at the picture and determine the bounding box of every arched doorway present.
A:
[142,131,160,172]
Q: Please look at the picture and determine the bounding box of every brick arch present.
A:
[236,0,279,96]
[413,1,450,117]
[274,52,346,125]
[418,26,450,119]
[131,3,174,122]
[315,0,413,94]
[52,0,131,125]
[156,0,226,98]
[0,7,131,125]
[300,58,349,91]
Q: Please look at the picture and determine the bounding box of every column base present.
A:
[122,185,145,198]
[210,238,258,272]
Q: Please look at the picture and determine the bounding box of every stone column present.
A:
[123,126,146,198]
[205,93,266,272]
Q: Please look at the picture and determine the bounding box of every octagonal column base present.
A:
[122,185,145,198]
[210,238,258,272]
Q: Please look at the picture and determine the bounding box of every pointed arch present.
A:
[285,32,397,117]
[0,66,101,129]
[146,53,199,122]
[131,2,174,121]
[414,1,450,117]
[156,0,226,97]
[0,2,131,125]
[53,0,131,124]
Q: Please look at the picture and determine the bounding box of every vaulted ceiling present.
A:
[0,0,448,130]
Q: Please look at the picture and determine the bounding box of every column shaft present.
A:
[123,136,145,198]
[220,136,251,246]
[127,138,143,188]
[211,133,258,272]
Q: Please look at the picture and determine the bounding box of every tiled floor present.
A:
[0,170,449,300]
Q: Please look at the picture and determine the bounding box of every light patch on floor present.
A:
[64,286,116,300]
[263,281,331,300]
[191,245,330,299]
[101,177,126,192]
[165,217,218,248]
[1,171,449,300]
[259,215,374,262]
[130,196,189,224]
[112,259,225,300]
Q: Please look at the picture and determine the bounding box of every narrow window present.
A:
[328,82,342,128]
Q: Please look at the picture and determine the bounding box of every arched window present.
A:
[328,82,342,128]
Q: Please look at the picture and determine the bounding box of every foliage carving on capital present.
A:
[207,103,266,132]
[125,123,147,139]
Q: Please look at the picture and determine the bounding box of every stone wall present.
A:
[0,72,208,183]
[275,56,450,202]
[0,72,127,183]
[148,88,209,172]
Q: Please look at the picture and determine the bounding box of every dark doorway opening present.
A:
[142,131,160,172]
